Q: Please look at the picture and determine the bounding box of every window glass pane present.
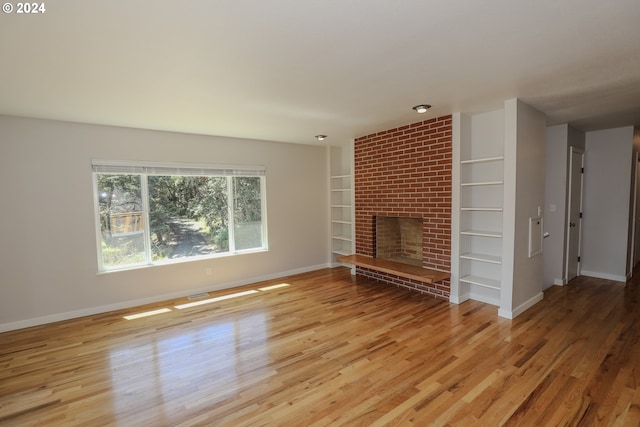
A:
[148,176,229,262]
[97,174,145,268]
[233,177,264,250]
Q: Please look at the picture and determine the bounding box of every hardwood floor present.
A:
[1,268,640,426]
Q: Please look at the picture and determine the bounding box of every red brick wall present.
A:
[354,115,452,299]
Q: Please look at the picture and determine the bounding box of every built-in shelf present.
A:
[460,252,502,264]
[330,147,354,263]
[461,181,504,187]
[453,111,510,312]
[460,230,502,238]
[332,249,352,256]
[460,207,503,211]
[460,156,504,164]
[460,275,501,290]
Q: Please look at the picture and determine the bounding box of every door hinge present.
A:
[578,256,581,262]
[581,167,584,173]
[579,212,583,219]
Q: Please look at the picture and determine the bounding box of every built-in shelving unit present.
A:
[329,144,355,265]
[459,153,504,305]
[453,110,506,308]
[452,102,547,319]
[330,174,353,256]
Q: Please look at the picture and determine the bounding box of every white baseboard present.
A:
[498,292,544,319]
[580,270,627,283]
[449,293,470,304]
[0,263,331,333]
[553,278,565,286]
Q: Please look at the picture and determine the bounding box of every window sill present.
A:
[96,247,269,275]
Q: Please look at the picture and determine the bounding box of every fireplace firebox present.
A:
[375,216,423,267]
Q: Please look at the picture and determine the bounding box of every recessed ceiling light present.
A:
[412,104,432,113]
[315,135,327,141]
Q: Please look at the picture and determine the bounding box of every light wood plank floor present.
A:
[2,267,640,426]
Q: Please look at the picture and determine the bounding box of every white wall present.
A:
[0,116,329,331]
[543,124,569,288]
[501,99,546,318]
[581,126,634,281]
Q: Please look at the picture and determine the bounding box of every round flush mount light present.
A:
[412,104,432,113]
[315,135,327,141]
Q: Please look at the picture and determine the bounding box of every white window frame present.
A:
[92,160,268,272]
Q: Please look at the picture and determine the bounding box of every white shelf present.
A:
[331,204,351,208]
[331,188,351,192]
[461,181,504,187]
[460,229,502,238]
[332,220,352,225]
[460,275,501,290]
[460,156,504,164]
[460,252,502,264]
[331,174,351,179]
[332,249,352,256]
[460,207,503,212]
[331,235,352,242]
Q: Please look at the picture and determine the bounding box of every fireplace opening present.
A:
[375,216,423,267]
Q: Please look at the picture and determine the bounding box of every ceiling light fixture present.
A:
[412,104,432,113]
[315,135,327,141]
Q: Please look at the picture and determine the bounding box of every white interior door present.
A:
[566,147,584,282]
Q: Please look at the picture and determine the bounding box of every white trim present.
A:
[449,293,470,304]
[92,159,266,176]
[580,270,627,283]
[553,278,566,286]
[498,292,544,319]
[0,263,331,333]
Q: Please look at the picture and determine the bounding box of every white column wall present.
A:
[543,124,569,288]
[501,99,546,318]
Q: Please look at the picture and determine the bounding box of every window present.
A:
[93,161,267,271]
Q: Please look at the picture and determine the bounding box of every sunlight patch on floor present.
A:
[174,290,259,309]
[124,308,172,320]
[124,283,292,318]
[258,283,290,291]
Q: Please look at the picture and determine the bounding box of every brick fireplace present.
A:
[354,115,452,299]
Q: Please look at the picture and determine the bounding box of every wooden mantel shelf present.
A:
[336,254,449,284]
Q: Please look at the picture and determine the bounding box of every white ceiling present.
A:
[1,0,639,145]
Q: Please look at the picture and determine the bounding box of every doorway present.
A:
[565,147,584,282]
